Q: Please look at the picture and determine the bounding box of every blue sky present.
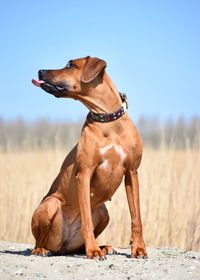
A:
[0,0,199,122]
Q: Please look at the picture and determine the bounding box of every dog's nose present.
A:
[38,69,46,79]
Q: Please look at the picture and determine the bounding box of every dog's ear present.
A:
[81,56,107,83]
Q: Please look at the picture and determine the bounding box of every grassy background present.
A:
[0,145,199,251]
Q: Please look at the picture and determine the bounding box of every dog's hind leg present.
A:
[93,204,109,238]
[31,196,63,256]
[69,204,110,255]
[93,204,117,255]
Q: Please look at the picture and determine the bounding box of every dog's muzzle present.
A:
[32,79,68,97]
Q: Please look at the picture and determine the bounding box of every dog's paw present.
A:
[131,246,148,259]
[86,248,106,260]
[100,245,117,255]
[32,247,50,257]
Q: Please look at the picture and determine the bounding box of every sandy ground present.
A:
[0,241,200,280]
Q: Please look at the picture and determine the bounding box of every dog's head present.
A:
[32,56,107,98]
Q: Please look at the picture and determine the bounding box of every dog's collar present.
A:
[87,93,128,123]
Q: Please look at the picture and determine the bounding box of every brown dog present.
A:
[31,56,147,259]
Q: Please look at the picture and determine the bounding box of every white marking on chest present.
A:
[100,159,109,170]
[99,144,126,170]
[113,144,126,163]
[100,144,113,155]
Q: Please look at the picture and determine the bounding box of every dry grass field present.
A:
[0,146,200,251]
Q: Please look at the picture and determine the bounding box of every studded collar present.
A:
[87,93,128,123]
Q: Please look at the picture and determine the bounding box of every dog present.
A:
[31,56,147,259]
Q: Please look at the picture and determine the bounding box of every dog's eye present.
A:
[66,61,74,69]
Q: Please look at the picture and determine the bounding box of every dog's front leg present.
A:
[125,170,147,258]
[76,169,105,259]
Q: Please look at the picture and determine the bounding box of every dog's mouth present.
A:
[32,79,68,97]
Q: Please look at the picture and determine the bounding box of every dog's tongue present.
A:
[32,79,45,87]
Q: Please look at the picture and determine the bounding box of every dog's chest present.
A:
[91,144,127,202]
[99,143,127,171]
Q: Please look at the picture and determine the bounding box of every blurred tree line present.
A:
[0,115,199,151]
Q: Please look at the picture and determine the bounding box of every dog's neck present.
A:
[78,73,122,114]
